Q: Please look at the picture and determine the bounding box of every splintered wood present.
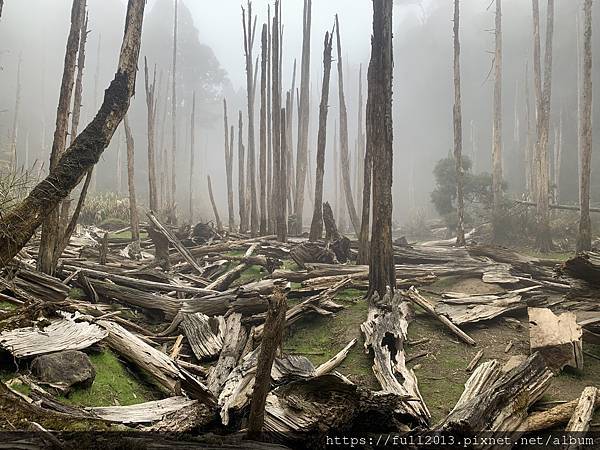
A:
[87,396,198,424]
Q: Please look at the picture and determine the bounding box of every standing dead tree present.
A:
[207,175,223,233]
[266,6,273,233]
[170,0,179,221]
[452,0,466,246]
[293,0,312,235]
[223,99,235,231]
[38,0,85,275]
[309,31,334,242]
[0,1,4,20]
[9,54,21,170]
[188,92,196,222]
[242,1,259,236]
[238,111,248,233]
[577,0,593,252]
[335,15,360,237]
[0,0,147,266]
[123,115,140,254]
[259,24,268,235]
[367,0,395,298]
[144,57,159,211]
[286,61,297,215]
[357,71,372,264]
[492,0,503,242]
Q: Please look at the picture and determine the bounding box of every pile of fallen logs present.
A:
[1,218,600,448]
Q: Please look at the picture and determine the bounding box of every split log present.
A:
[98,320,215,405]
[0,315,107,358]
[562,252,600,286]
[142,401,216,432]
[450,360,501,414]
[404,287,475,345]
[207,313,248,395]
[525,388,600,432]
[290,242,336,269]
[180,313,225,361]
[315,338,357,376]
[360,288,430,426]
[528,307,583,370]
[86,396,198,424]
[565,386,597,434]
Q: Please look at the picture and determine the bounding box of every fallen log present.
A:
[206,244,258,291]
[528,307,583,371]
[435,293,527,325]
[86,396,198,424]
[315,338,357,376]
[565,386,598,434]
[290,242,337,269]
[512,199,600,214]
[361,288,430,426]
[562,252,600,286]
[180,313,225,361]
[450,360,501,414]
[404,287,475,346]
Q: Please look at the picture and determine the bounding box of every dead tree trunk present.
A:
[356,65,365,212]
[292,0,312,236]
[38,0,84,275]
[9,55,21,170]
[207,175,223,233]
[357,68,372,265]
[259,24,268,236]
[492,0,503,242]
[124,115,140,247]
[279,106,288,242]
[453,0,466,246]
[286,62,297,217]
[238,111,248,233]
[309,31,334,242]
[266,6,273,234]
[335,15,361,236]
[367,0,395,298]
[525,62,534,198]
[0,0,146,266]
[577,0,593,252]
[0,1,4,19]
[144,57,158,211]
[70,11,88,146]
[188,92,196,223]
[223,99,235,231]
[247,291,287,441]
[170,0,178,221]
[242,2,259,236]
[553,111,562,203]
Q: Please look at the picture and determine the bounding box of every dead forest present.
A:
[0,0,599,448]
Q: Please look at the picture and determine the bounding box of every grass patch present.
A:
[0,301,17,312]
[60,350,158,407]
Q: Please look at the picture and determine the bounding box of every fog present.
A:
[0,0,598,226]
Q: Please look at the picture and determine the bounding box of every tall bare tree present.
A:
[453,0,466,246]
[238,111,248,232]
[123,116,140,250]
[223,99,235,231]
[208,175,223,233]
[0,1,4,19]
[492,0,503,241]
[9,54,21,170]
[38,0,85,275]
[188,92,196,222]
[259,24,268,235]
[170,0,179,220]
[309,31,333,242]
[266,5,273,233]
[335,15,361,236]
[144,57,159,211]
[293,0,312,235]
[577,0,593,252]
[0,0,146,266]
[357,67,372,264]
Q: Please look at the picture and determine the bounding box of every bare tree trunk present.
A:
[238,111,248,233]
[286,61,297,218]
[38,0,84,275]
[267,6,273,234]
[453,0,466,246]
[293,0,312,235]
[335,15,360,236]
[357,67,372,264]
[356,65,365,209]
[259,24,268,235]
[223,99,235,231]
[9,54,21,170]
[207,175,223,233]
[170,0,178,221]
[367,0,395,298]
[492,0,503,242]
[242,2,259,236]
[553,110,562,203]
[144,57,158,211]
[309,31,333,242]
[70,11,88,145]
[246,291,287,441]
[279,105,288,242]
[0,1,4,19]
[524,62,534,198]
[577,0,593,253]
[116,129,123,193]
[0,0,146,266]
[124,115,140,248]
[188,92,196,223]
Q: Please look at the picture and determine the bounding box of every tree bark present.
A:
[238,111,248,233]
[266,6,273,234]
[188,92,196,223]
[247,291,287,441]
[278,106,288,242]
[223,99,235,231]
[492,0,503,242]
[0,0,146,267]
[453,0,466,246]
[124,115,140,246]
[38,0,85,275]
[577,0,593,252]
[357,68,372,265]
[259,24,268,236]
[207,175,223,233]
[309,31,333,242]
[367,0,395,298]
[144,57,158,211]
[335,15,361,237]
[170,0,178,221]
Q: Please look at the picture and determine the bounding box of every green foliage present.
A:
[0,169,39,215]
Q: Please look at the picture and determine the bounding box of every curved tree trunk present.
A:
[0,0,146,267]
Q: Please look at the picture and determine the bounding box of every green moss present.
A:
[0,301,17,312]
[282,259,300,271]
[60,350,158,407]
[68,288,85,300]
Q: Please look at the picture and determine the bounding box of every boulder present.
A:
[30,350,96,393]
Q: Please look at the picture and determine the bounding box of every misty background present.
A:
[0,0,598,226]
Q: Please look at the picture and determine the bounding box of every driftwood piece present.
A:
[180,313,225,361]
[360,289,430,426]
[207,313,248,395]
[98,320,215,405]
[528,307,583,371]
[315,338,357,376]
[86,396,197,424]
[525,388,600,432]
[450,360,501,414]
[404,287,475,345]
[0,316,107,358]
[436,352,553,435]
[565,386,598,434]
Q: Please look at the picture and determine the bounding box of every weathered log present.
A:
[436,293,527,325]
[562,252,600,286]
[528,307,583,371]
[404,287,475,345]
[322,201,351,263]
[180,313,225,361]
[147,224,171,270]
[466,349,484,372]
[565,386,597,434]
[87,396,198,424]
[315,338,357,376]
[290,242,336,269]
[525,389,600,432]
[142,401,216,432]
[361,288,430,426]
[450,360,501,414]
[206,244,258,291]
